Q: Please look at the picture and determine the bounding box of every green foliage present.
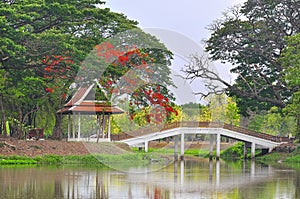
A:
[248,107,297,136]
[34,154,63,164]
[205,94,240,125]
[184,149,210,157]
[0,153,154,167]
[0,159,37,165]
[205,0,300,114]
[0,155,37,165]
[0,0,148,138]
[225,97,240,125]
[221,142,244,160]
[181,102,202,121]
[62,154,100,165]
[285,154,300,163]
[280,34,300,139]
[199,106,212,122]
[283,92,300,139]
[257,146,300,165]
[280,34,300,88]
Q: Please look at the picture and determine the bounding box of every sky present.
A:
[102,0,246,104]
[104,0,245,42]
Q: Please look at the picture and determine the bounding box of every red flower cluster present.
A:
[45,87,54,93]
[94,42,176,125]
[42,54,74,79]
[42,53,74,95]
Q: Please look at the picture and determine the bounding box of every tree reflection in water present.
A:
[0,160,298,199]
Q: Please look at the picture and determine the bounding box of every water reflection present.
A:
[0,159,298,199]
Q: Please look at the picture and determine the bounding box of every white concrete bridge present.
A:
[111,121,291,159]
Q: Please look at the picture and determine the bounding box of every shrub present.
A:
[221,142,244,160]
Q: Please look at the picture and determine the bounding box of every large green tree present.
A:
[0,1,176,139]
[280,34,300,139]
[0,0,138,138]
[184,0,300,116]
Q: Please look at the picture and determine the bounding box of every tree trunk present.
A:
[0,94,7,137]
[296,115,300,141]
[52,114,63,140]
[16,106,24,139]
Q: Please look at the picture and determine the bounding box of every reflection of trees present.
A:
[54,179,63,198]
[295,171,300,198]
[153,187,170,199]
[96,170,108,199]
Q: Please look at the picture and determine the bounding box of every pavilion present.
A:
[57,84,124,142]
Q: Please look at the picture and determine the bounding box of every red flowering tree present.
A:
[39,53,78,139]
[0,0,141,139]
[78,36,177,128]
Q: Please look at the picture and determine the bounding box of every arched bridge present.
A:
[111,121,291,159]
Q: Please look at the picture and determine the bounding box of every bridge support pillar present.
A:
[144,141,148,153]
[209,134,214,160]
[251,142,256,158]
[243,142,248,159]
[216,133,221,160]
[174,135,179,161]
[180,133,184,160]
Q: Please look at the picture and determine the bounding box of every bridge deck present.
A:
[111,121,290,143]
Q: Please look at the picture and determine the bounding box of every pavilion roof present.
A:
[57,84,124,115]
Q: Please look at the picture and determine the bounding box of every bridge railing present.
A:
[223,124,290,143]
[111,121,290,143]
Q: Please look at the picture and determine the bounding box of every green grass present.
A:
[0,153,156,167]
[256,146,300,165]
[184,149,210,157]
[3,145,298,166]
[285,154,300,163]
[0,155,37,165]
[132,147,210,158]
[256,152,284,162]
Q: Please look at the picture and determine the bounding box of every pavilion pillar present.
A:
[72,114,75,138]
[77,112,81,141]
[107,114,111,141]
[102,115,105,139]
[180,133,184,160]
[216,132,221,160]
[251,142,256,158]
[67,114,71,140]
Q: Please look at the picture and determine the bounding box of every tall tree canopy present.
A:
[280,33,300,137]
[184,0,300,116]
[0,0,175,138]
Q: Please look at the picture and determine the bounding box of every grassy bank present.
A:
[0,147,209,166]
[0,153,158,168]
[256,146,300,166]
[132,147,211,158]
[220,142,300,166]
[3,144,298,167]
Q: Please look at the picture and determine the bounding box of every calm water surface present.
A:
[0,159,299,199]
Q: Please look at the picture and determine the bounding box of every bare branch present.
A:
[182,53,286,108]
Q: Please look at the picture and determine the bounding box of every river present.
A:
[0,158,299,199]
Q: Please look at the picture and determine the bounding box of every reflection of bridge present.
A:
[111,121,291,159]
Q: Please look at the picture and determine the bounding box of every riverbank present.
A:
[2,138,299,166]
[0,138,133,157]
[0,138,232,158]
[256,146,300,168]
[0,138,212,166]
